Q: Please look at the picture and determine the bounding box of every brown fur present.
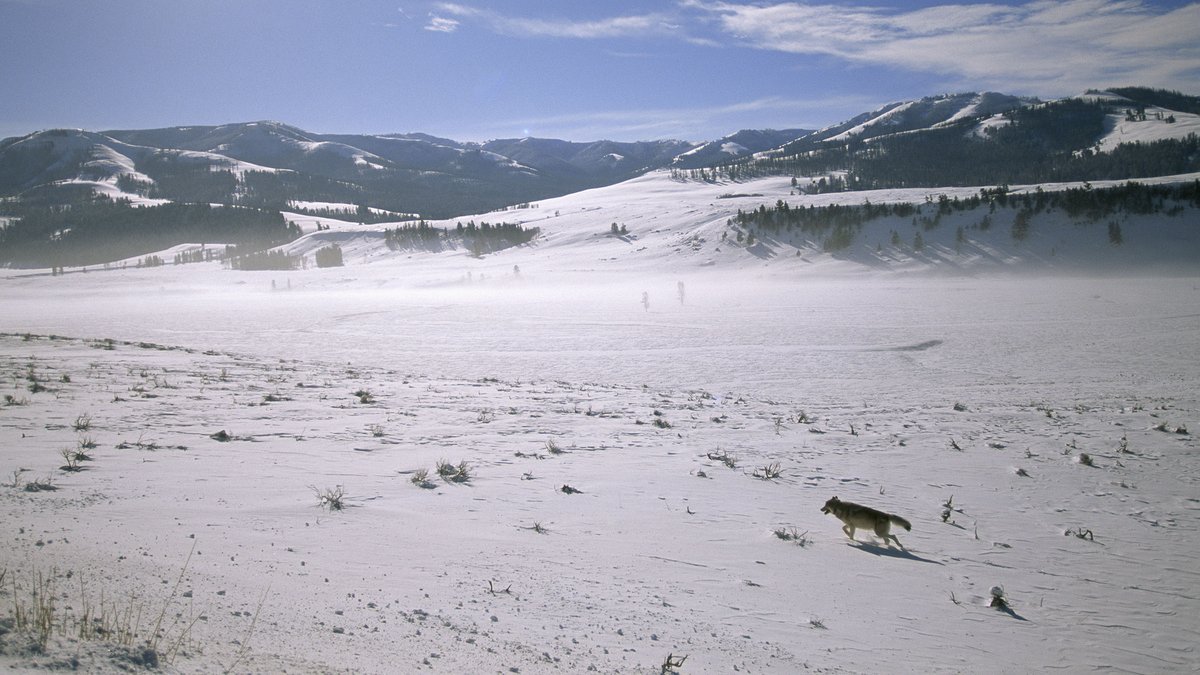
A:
[821,496,911,548]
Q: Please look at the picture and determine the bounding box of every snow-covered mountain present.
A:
[773,92,1035,155]
[672,128,811,168]
[2,88,1198,270]
[480,137,695,180]
[107,122,537,177]
[4,88,1198,215]
[0,123,697,219]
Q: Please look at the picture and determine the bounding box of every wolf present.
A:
[821,496,911,548]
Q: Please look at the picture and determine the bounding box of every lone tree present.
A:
[1108,220,1123,245]
[315,244,344,268]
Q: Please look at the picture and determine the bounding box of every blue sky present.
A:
[2,0,1197,142]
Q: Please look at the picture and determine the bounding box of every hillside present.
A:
[280,170,1200,277]
[5,167,1194,279]
[775,92,1034,154]
[671,129,811,169]
[725,90,1200,188]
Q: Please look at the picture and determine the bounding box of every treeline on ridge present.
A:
[731,179,1200,252]
[0,194,300,268]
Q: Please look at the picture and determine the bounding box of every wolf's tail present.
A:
[891,515,912,531]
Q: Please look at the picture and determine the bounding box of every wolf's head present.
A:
[821,496,840,514]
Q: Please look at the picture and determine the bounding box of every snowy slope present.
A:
[1,267,1197,674]
[5,162,1196,277]
[243,169,1200,279]
[775,92,1033,154]
[1095,109,1200,152]
[672,129,809,168]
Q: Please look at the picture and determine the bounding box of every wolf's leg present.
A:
[843,524,855,540]
[875,522,900,547]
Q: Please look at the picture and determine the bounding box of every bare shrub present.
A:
[59,447,83,472]
[1065,527,1095,541]
[436,460,471,483]
[410,468,435,489]
[706,449,737,469]
[661,653,688,674]
[752,462,783,480]
[774,527,810,546]
[23,475,58,492]
[312,485,347,510]
[3,468,28,489]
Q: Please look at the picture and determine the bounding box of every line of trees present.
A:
[730,180,1200,252]
[0,194,300,268]
[286,203,408,225]
[733,198,921,251]
[226,247,297,271]
[384,219,539,255]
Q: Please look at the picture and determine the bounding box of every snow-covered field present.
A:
[2,172,1199,673]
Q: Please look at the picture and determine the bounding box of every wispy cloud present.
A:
[418,1,1198,93]
[687,0,1200,93]
[424,15,460,33]
[431,3,683,39]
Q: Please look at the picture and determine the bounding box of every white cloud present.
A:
[419,1,1199,96]
[425,15,460,33]
[433,3,681,40]
[686,0,1200,94]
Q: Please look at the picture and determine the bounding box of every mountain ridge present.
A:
[2,87,1198,269]
[4,88,1197,214]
